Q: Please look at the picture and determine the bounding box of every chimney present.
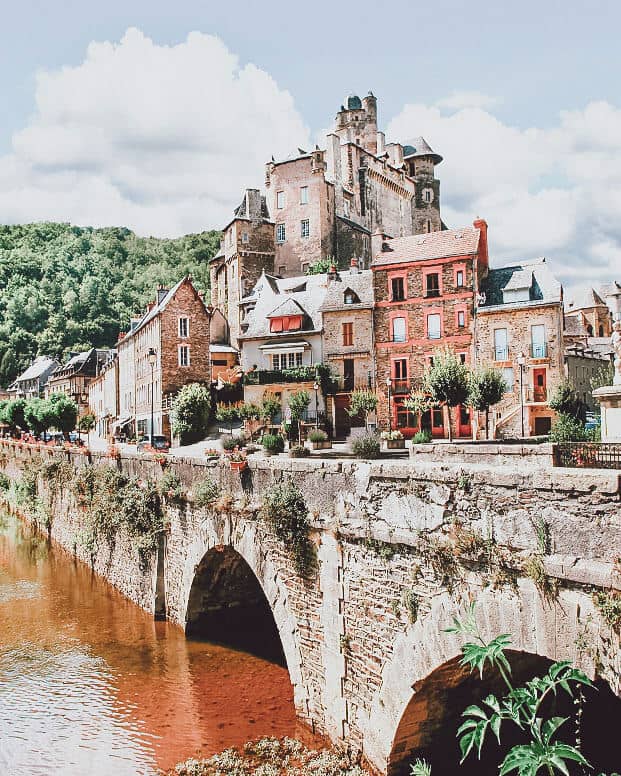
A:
[146,301,155,312]
[376,131,386,156]
[371,229,392,259]
[350,257,359,275]
[246,189,262,221]
[473,218,489,275]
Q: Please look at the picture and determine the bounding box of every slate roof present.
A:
[267,298,307,318]
[372,226,480,267]
[123,277,207,339]
[601,281,621,297]
[565,287,607,311]
[233,192,270,221]
[564,315,589,337]
[479,258,562,310]
[319,270,374,311]
[240,272,329,339]
[402,137,443,165]
[14,356,59,383]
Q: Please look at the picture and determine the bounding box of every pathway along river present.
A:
[0,511,307,775]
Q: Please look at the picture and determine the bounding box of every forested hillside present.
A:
[0,223,221,387]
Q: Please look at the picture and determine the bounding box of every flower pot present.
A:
[383,439,406,449]
[230,460,248,472]
[306,440,333,450]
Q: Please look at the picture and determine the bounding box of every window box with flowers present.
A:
[229,451,248,471]
[380,430,406,449]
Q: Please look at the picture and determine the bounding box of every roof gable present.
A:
[372,226,480,267]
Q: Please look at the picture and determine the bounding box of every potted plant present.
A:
[204,448,220,460]
[222,434,246,454]
[380,429,405,449]
[305,428,332,450]
[288,444,310,458]
[229,450,248,471]
[261,433,285,456]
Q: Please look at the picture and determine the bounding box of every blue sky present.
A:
[1,0,620,286]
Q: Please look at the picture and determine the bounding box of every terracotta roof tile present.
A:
[372,226,480,267]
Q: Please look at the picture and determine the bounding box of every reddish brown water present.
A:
[0,512,304,775]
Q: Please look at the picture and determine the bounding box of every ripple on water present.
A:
[0,644,158,776]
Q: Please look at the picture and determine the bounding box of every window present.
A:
[343,199,350,218]
[270,318,283,333]
[392,317,407,343]
[276,223,286,243]
[531,324,546,358]
[276,191,285,209]
[494,328,508,360]
[456,270,464,288]
[425,273,440,297]
[178,317,189,338]
[301,262,310,274]
[301,219,310,238]
[501,367,514,392]
[242,231,249,244]
[272,352,302,370]
[278,265,286,275]
[459,353,467,364]
[457,310,466,328]
[179,345,190,367]
[427,313,441,339]
[300,186,309,205]
[342,322,354,346]
[422,188,434,203]
[391,276,405,301]
[393,358,408,379]
[426,219,432,233]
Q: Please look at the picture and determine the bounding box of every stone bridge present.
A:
[3,447,621,774]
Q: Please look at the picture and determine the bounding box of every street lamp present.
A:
[147,347,157,445]
[517,353,526,438]
[312,381,319,429]
[386,376,393,432]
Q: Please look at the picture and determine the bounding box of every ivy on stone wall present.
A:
[262,478,315,576]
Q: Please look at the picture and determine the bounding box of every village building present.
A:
[564,344,612,412]
[371,220,488,437]
[601,281,621,322]
[46,348,112,417]
[476,258,564,437]
[210,93,444,349]
[87,351,119,440]
[115,278,212,442]
[318,261,375,437]
[7,356,60,400]
[239,271,329,425]
[565,288,612,339]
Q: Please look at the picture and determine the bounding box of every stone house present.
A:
[318,262,375,437]
[239,271,329,423]
[46,348,112,417]
[8,356,60,400]
[87,351,119,440]
[116,278,212,442]
[564,345,613,412]
[565,288,612,338]
[476,258,564,437]
[372,220,489,437]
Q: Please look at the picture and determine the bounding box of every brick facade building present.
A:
[116,278,212,442]
[372,221,488,437]
[476,259,564,437]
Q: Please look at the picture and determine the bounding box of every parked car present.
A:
[137,435,170,453]
[584,413,601,433]
[68,432,85,446]
[39,432,65,444]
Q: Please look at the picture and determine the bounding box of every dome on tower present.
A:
[344,94,362,110]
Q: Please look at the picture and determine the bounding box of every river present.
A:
[0,511,303,775]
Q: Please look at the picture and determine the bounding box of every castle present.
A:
[210,93,444,346]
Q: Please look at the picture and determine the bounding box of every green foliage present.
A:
[288,390,310,422]
[412,430,432,444]
[172,383,212,443]
[47,393,78,434]
[404,389,439,416]
[0,223,220,387]
[222,433,246,451]
[523,554,559,602]
[446,605,594,776]
[193,476,220,508]
[593,590,621,631]
[0,472,10,491]
[261,433,285,453]
[588,362,614,392]
[410,760,432,776]
[469,367,507,438]
[23,398,52,435]
[289,444,310,458]
[402,589,419,624]
[549,380,585,421]
[260,393,281,422]
[351,433,381,459]
[308,429,328,443]
[3,398,27,430]
[158,470,185,503]
[304,256,335,275]
[215,401,242,432]
[549,413,588,443]
[262,478,315,575]
[425,350,471,441]
[78,413,96,433]
[347,388,378,429]
[15,467,38,506]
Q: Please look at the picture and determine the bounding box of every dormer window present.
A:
[344,288,360,305]
[270,315,303,333]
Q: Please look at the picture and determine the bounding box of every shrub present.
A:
[0,472,10,491]
[289,444,310,458]
[549,413,587,442]
[261,433,285,453]
[351,433,381,459]
[549,379,585,420]
[222,433,246,451]
[593,590,621,630]
[412,430,432,444]
[308,429,328,443]
[380,429,403,440]
[262,478,314,575]
[347,388,378,430]
[172,383,212,443]
[158,470,185,503]
[425,349,471,441]
[194,476,220,508]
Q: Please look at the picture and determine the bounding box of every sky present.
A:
[1,0,620,288]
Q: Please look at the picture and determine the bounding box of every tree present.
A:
[347,388,378,431]
[4,398,27,432]
[287,390,311,441]
[305,257,335,275]
[468,367,507,439]
[549,380,586,422]
[425,350,471,442]
[24,398,53,436]
[47,393,79,436]
[260,393,282,423]
[78,412,96,445]
[172,383,212,443]
[215,401,241,435]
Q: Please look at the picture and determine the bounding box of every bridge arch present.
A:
[362,582,621,774]
[179,516,308,711]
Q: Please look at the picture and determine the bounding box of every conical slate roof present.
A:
[402,136,443,164]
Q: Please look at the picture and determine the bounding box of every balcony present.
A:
[492,347,510,361]
[334,375,374,393]
[530,343,548,359]
[389,377,424,395]
[244,366,317,386]
[525,387,549,404]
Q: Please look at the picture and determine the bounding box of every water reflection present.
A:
[0,513,299,774]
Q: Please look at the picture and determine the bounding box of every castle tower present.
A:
[334,92,379,155]
[403,138,443,233]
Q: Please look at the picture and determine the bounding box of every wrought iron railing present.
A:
[492,347,510,361]
[554,443,621,470]
[530,343,548,358]
[244,366,318,385]
[524,387,549,403]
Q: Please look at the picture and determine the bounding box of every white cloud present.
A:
[0,28,310,236]
[387,99,621,287]
[435,91,500,111]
